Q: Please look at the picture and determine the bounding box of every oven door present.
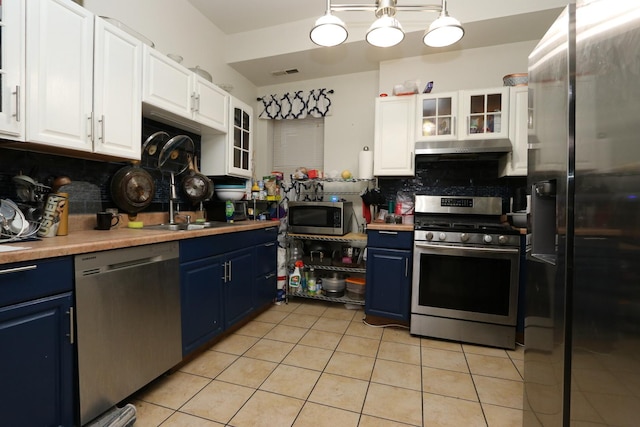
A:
[411,241,520,326]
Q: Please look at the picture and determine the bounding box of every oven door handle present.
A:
[415,242,519,255]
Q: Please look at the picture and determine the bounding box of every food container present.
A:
[322,275,346,292]
[345,277,366,300]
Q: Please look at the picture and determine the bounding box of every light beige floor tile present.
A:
[483,403,524,427]
[466,353,522,381]
[179,350,237,379]
[422,347,470,373]
[345,319,384,340]
[362,382,423,426]
[161,411,224,426]
[129,400,173,427]
[508,345,525,361]
[336,334,380,358]
[421,337,463,352]
[463,343,509,358]
[229,390,304,427]
[135,371,210,410]
[311,316,351,334]
[422,366,478,401]
[209,334,259,355]
[308,372,369,412]
[272,301,300,312]
[371,359,422,391]
[243,338,295,363]
[282,344,333,371]
[234,320,276,338]
[293,300,329,316]
[298,329,342,350]
[260,364,321,400]
[422,392,486,427]
[281,312,320,329]
[358,414,419,427]
[254,309,290,324]
[263,324,309,343]
[381,327,420,346]
[180,380,254,424]
[513,358,525,379]
[474,375,524,409]
[377,340,421,365]
[322,305,359,321]
[293,402,360,427]
[216,356,277,388]
[325,351,375,381]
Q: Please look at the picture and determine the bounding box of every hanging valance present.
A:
[258,89,334,120]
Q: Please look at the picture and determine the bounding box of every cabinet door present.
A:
[373,96,415,176]
[415,92,458,142]
[194,77,229,133]
[365,247,412,321]
[92,17,142,160]
[180,256,225,356]
[224,247,254,328]
[26,0,94,151]
[228,97,253,178]
[254,240,278,309]
[0,0,25,140]
[142,45,193,119]
[0,292,74,427]
[500,86,529,176]
[459,87,510,140]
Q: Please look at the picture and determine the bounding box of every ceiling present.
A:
[187,0,565,87]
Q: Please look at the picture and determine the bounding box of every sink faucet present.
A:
[168,172,181,225]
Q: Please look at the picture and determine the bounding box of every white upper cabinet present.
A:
[25,0,142,160]
[0,0,26,140]
[499,86,528,176]
[200,96,252,179]
[374,96,415,176]
[415,92,458,142]
[142,46,228,134]
[459,87,510,140]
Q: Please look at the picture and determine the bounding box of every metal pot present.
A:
[110,163,155,215]
[182,155,213,204]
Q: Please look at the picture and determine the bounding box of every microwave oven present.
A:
[288,201,353,236]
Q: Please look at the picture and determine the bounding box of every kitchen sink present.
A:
[143,222,234,231]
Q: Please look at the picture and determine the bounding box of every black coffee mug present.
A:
[96,212,120,230]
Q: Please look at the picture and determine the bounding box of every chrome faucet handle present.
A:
[174,213,192,224]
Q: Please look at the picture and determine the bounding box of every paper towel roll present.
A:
[359,146,374,179]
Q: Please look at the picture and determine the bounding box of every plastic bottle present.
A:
[307,268,317,295]
[225,200,234,222]
[289,260,303,292]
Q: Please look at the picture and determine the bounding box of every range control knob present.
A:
[498,235,508,245]
[483,234,493,244]
[438,232,447,241]
[460,233,470,242]
[425,232,434,241]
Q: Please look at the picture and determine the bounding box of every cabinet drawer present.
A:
[367,230,413,249]
[255,241,277,276]
[0,257,73,307]
[251,225,278,245]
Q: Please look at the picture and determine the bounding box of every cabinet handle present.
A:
[67,307,75,344]
[379,231,398,235]
[0,264,37,275]
[195,94,201,112]
[264,242,276,247]
[227,260,232,282]
[405,259,409,277]
[98,115,105,142]
[264,227,277,232]
[265,272,276,279]
[452,116,456,136]
[87,113,93,141]
[12,86,21,122]
[222,261,228,282]
[191,92,197,112]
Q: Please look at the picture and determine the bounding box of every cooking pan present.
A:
[181,155,213,204]
[110,162,155,215]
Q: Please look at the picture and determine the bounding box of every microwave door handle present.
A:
[415,242,519,255]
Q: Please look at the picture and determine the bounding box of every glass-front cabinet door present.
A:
[415,92,458,142]
[0,0,25,140]
[459,87,509,139]
[229,97,252,178]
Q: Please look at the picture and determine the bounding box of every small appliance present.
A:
[288,201,353,236]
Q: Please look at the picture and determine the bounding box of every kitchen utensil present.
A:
[37,193,67,237]
[99,16,155,47]
[167,53,183,63]
[503,73,528,86]
[158,134,194,176]
[141,131,171,169]
[12,174,37,202]
[0,199,29,238]
[189,66,213,82]
[96,211,120,230]
[215,188,245,201]
[181,155,213,204]
[110,162,156,215]
[51,176,71,193]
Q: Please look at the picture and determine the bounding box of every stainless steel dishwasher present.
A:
[75,242,181,425]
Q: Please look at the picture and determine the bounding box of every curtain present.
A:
[258,89,334,119]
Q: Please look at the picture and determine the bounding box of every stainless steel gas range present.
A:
[410,195,521,349]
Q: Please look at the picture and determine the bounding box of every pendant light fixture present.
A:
[310,0,464,48]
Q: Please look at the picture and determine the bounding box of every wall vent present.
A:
[271,68,299,77]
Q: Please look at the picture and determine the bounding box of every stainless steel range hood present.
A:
[415,138,513,155]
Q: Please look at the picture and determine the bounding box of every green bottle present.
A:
[225,200,234,222]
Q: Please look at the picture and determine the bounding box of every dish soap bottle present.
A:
[289,260,303,292]
[225,200,234,222]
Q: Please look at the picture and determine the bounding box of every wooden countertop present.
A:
[0,213,279,264]
[366,223,414,232]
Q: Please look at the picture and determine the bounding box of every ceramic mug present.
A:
[96,211,120,230]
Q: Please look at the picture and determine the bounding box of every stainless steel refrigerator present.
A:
[525,1,640,426]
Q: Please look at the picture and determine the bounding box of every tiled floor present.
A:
[128,299,524,427]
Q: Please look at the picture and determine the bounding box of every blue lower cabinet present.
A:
[0,292,75,427]
[254,239,278,310]
[223,247,255,329]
